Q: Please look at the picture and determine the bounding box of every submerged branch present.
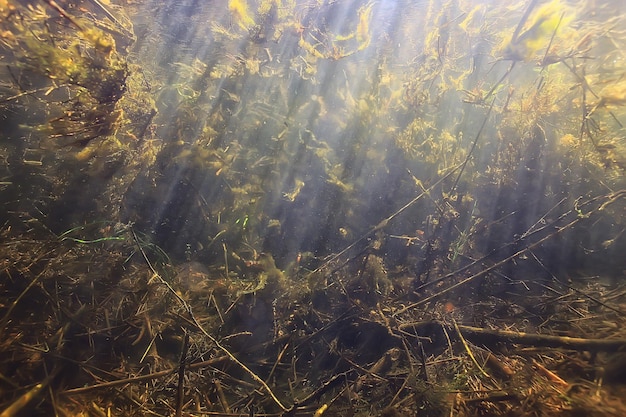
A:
[399,321,626,352]
[455,324,626,353]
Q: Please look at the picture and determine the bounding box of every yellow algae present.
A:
[558,133,578,151]
[356,2,373,49]
[257,0,279,15]
[598,81,626,107]
[299,36,325,59]
[334,2,373,44]
[502,0,573,61]
[228,0,256,30]
[458,5,485,34]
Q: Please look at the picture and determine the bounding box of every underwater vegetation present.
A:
[1,0,626,416]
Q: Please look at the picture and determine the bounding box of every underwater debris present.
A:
[1,0,626,416]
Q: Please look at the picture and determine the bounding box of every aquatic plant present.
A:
[1,0,626,416]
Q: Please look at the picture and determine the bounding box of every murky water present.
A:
[2,0,625,268]
[1,0,626,415]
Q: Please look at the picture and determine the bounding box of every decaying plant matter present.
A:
[1,0,626,416]
[2,192,626,416]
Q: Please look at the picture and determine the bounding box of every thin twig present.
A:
[60,356,229,395]
[175,332,190,417]
[394,213,586,316]
[452,319,490,379]
[310,162,464,275]
[40,0,84,31]
[528,250,626,317]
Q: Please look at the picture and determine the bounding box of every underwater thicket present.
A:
[1,0,626,416]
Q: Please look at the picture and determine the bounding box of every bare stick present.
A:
[0,379,50,417]
[214,378,231,414]
[399,322,626,353]
[456,324,626,353]
[175,333,190,417]
[449,98,495,194]
[511,0,540,43]
[40,0,84,31]
[60,355,228,396]
[453,319,489,378]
